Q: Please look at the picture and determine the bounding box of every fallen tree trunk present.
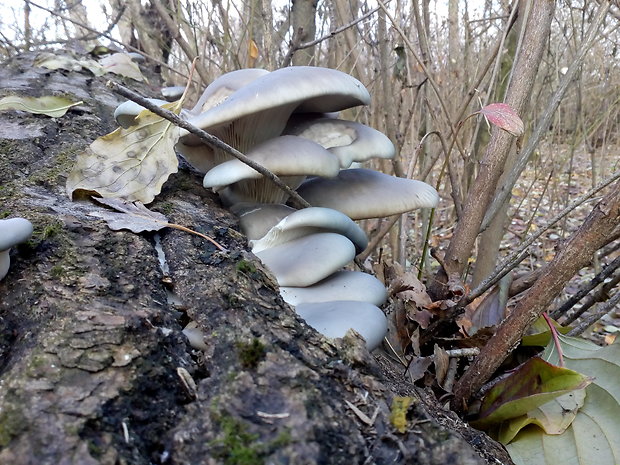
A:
[0,53,511,465]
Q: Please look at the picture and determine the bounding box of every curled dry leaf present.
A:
[34,51,105,76]
[90,197,169,232]
[478,103,525,137]
[0,95,83,118]
[100,53,146,82]
[90,197,227,251]
[66,102,181,204]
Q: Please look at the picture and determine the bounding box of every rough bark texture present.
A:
[0,53,511,465]
[291,0,319,65]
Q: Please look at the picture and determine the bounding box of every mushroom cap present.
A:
[254,232,356,287]
[203,135,341,204]
[296,168,439,220]
[295,300,387,351]
[113,98,169,128]
[0,217,33,251]
[203,136,340,189]
[231,203,297,240]
[179,67,370,171]
[191,68,270,114]
[161,86,185,101]
[251,207,368,254]
[185,67,370,136]
[285,116,395,168]
[280,270,387,306]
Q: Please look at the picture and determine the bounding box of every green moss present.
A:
[270,429,292,448]
[236,338,266,369]
[50,265,65,278]
[0,403,25,447]
[0,211,10,218]
[225,293,240,308]
[211,415,263,465]
[210,413,293,465]
[41,222,63,239]
[29,148,79,187]
[236,260,257,274]
[156,202,174,215]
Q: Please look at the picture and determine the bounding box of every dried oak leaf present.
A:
[66,102,181,204]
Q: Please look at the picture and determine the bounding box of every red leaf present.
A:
[478,103,524,136]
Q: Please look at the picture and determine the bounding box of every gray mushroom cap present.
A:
[254,232,356,287]
[0,218,33,251]
[284,116,395,168]
[0,217,33,281]
[295,300,387,351]
[280,271,387,306]
[161,86,185,101]
[296,168,439,220]
[203,135,341,204]
[113,98,169,128]
[231,203,297,240]
[185,67,370,136]
[190,68,270,114]
[251,207,368,254]
[179,67,371,169]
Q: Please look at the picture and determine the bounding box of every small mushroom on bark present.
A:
[0,217,33,281]
[113,98,170,128]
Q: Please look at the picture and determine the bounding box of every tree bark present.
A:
[430,0,555,300]
[291,0,318,65]
[0,53,511,465]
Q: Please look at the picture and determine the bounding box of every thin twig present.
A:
[282,6,382,67]
[377,0,466,160]
[567,290,620,336]
[563,272,620,325]
[106,80,312,209]
[550,254,620,320]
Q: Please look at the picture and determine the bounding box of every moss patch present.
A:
[236,338,266,369]
[211,415,263,465]
[0,401,26,447]
[236,260,257,275]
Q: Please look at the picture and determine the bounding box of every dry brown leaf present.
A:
[66,102,181,204]
[0,95,82,117]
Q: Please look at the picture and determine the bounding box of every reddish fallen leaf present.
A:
[477,103,524,136]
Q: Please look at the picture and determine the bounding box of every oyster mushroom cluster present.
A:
[118,67,439,350]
